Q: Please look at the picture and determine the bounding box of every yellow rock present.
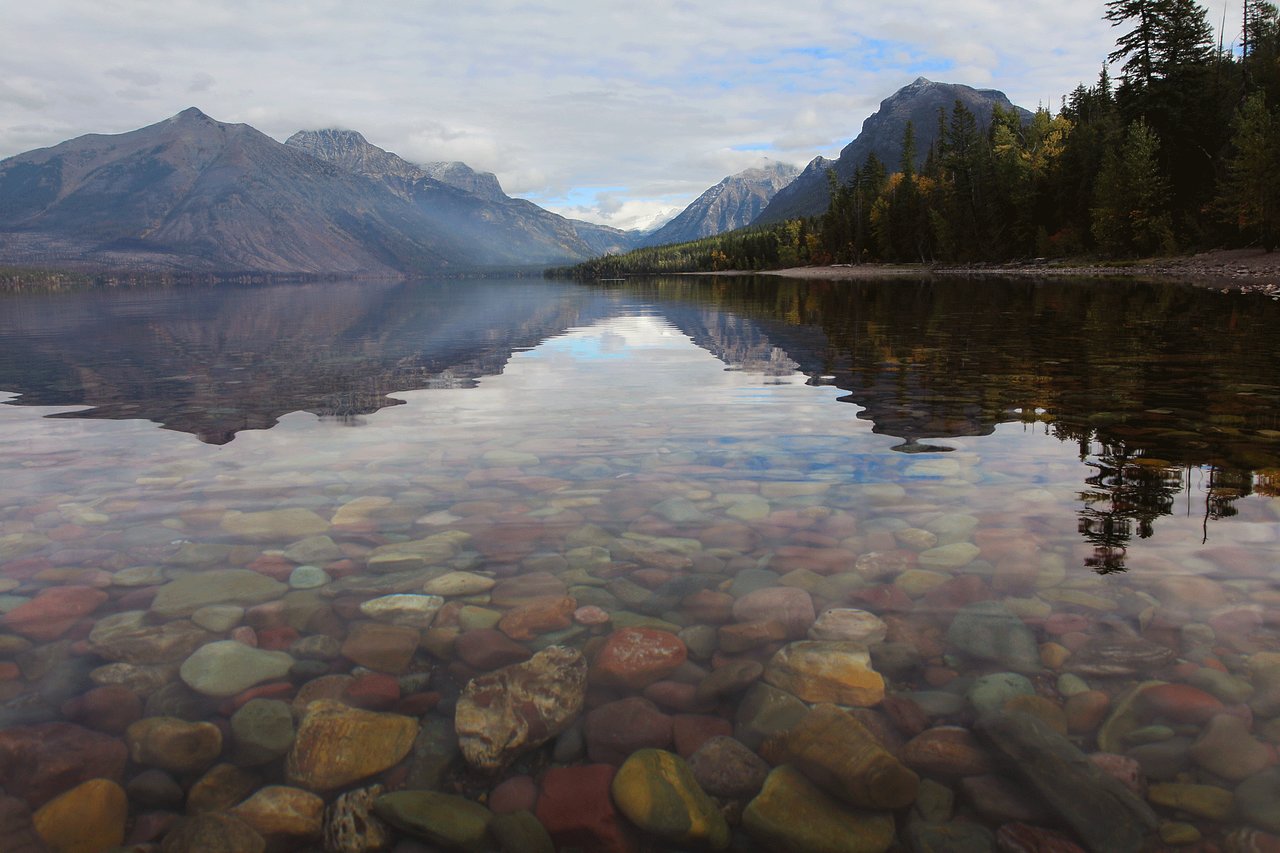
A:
[33,778,127,853]
[286,700,418,791]
[764,642,885,706]
[230,785,325,844]
[761,704,917,810]
[1040,642,1071,670]
[611,749,729,850]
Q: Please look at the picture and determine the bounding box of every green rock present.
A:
[489,810,554,853]
[734,683,809,751]
[611,749,729,851]
[967,672,1035,714]
[150,570,287,618]
[946,601,1041,673]
[743,765,894,853]
[179,640,294,697]
[918,542,980,571]
[1148,783,1234,821]
[373,790,493,851]
[230,699,295,765]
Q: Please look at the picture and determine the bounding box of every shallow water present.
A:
[1,276,1279,851]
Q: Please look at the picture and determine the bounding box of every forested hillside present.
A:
[556,0,1280,278]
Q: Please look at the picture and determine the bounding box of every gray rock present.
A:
[946,602,1041,673]
[179,641,294,697]
[976,710,1158,852]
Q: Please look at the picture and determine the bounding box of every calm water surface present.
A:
[1,276,1278,851]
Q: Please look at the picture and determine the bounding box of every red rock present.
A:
[920,575,989,616]
[680,589,735,624]
[227,682,294,712]
[996,822,1088,853]
[732,587,816,639]
[1,586,107,641]
[245,601,288,630]
[0,662,18,681]
[574,605,611,627]
[585,697,673,764]
[60,685,142,735]
[497,595,576,641]
[455,629,532,670]
[0,722,128,809]
[0,794,53,853]
[975,528,1038,563]
[769,545,857,575]
[1138,683,1226,724]
[902,726,995,777]
[924,666,959,687]
[126,810,179,845]
[536,765,635,853]
[717,620,788,653]
[643,680,705,712]
[1064,690,1110,734]
[391,691,441,716]
[849,584,913,612]
[629,568,673,589]
[230,626,258,646]
[340,622,419,673]
[1088,753,1145,797]
[489,775,537,815]
[1044,613,1091,635]
[247,554,295,581]
[256,627,299,650]
[881,694,929,738]
[672,714,733,758]
[343,673,401,710]
[591,627,687,690]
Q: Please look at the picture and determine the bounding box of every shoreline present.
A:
[693,248,1280,292]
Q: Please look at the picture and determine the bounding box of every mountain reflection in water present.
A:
[0,275,1277,572]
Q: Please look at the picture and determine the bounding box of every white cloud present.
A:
[0,0,1128,225]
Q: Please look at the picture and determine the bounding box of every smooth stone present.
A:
[585,697,674,765]
[1126,737,1193,781]
[283,535,344,564]
[229,785,324,847]
[1,586,107,641]
[732,587,815,639]
[286,700,418,792]
[220,508,331,541]
[975,710,1158,852]
[1188,714,1274,781]
[192,604,244,632]
[88,611,213,665]
[591,626,687,690]
[231,698,295,765]
[763,641,885,706]
[688,735,770,800]
[1147,782,1234,821]
[32,778,127,852]
[490,810,554,853]
[1235,767,1280,833]
[288,565,331,589]
[454,629,532,670]
[358,594,444,629]
[743,765,895,853]
[340,622,420,673]
[967,672,1035,714]
[905,818,996,853]
[151,570,287,618]
[612,749,729,850]
[694,659,763,703]
[760,703,918,810]
[159,813,265,853]
[126,716,223,774]
[734,682,809,751]
[373,790,493,852]
[535,765,629,853]
[179,640,294,697]
[423,572,496,596]
[61,684,143,734]
[902,726,995,777]
[126,768,184,809]
[455,646,587,771]
[1187,667,1255,704]
[946,601,1041,673]
[808,609,888,647]
[187,762,261,814]
[895,569,951,596]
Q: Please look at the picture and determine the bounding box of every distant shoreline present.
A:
[691,248,1280,291]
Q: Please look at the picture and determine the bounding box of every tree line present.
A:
[554,0,1279,278]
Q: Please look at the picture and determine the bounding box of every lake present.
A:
[1,275,1278,851]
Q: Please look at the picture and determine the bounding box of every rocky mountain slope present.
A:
[754,78,1031,224]
[641,162,799,247]
[0,111,635,275]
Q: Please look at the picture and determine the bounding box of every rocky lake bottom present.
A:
[0,276,1278,853]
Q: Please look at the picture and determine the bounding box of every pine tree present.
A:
[1092,119,1175,256]
[1218,92,1280,250]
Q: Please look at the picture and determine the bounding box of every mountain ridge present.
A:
[641,161,800,247]
[754,78,1031,224]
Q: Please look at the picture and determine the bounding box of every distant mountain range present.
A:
[754,78,1031,224]
[0,110,634,275]
[0,79,1029,274]
[640,162,799,247]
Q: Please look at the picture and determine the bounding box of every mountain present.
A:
[286,128,637,263]
[0,111,636,275]
[754,78,1031,224]
[641,162,800,247]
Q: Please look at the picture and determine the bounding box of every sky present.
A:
[0,0,1237,231]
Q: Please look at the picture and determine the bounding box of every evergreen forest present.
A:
[554,0,1280,278]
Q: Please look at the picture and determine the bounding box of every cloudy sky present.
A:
[0,1,1235,230]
